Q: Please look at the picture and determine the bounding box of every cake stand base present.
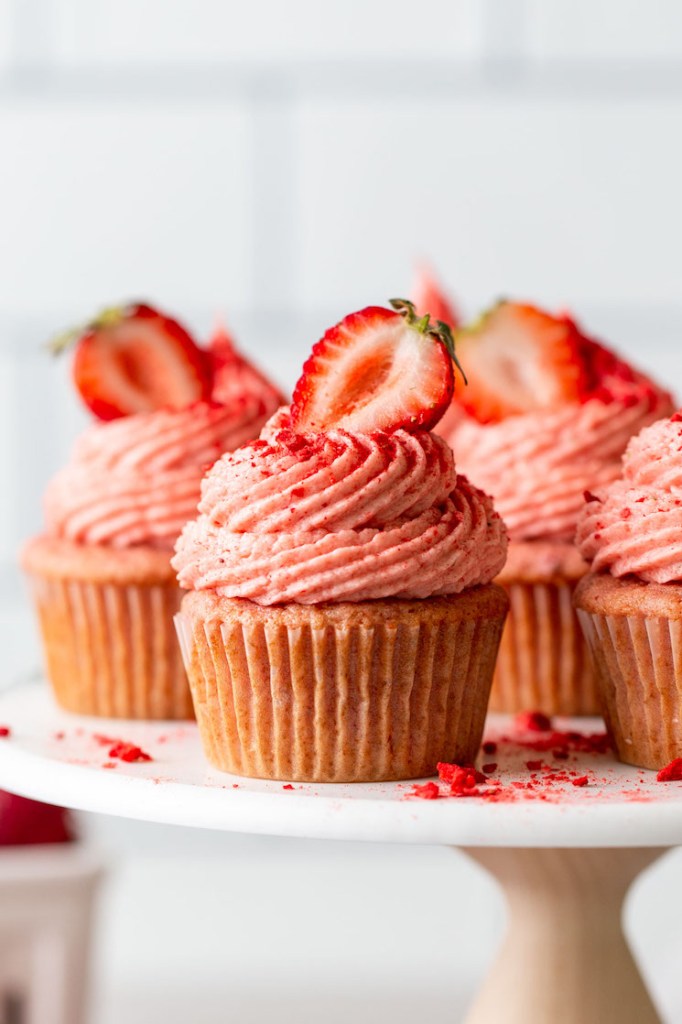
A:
[463,847,664,1024]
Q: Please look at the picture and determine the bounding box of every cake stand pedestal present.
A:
[464,846,663,1024]
[0,682,678,1024]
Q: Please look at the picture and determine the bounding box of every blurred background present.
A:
[1,1,682,1021]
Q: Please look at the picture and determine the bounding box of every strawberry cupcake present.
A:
[173,300,509,782]
[21,303,282,719]
[436,301,674,716]
[575,411,682,769]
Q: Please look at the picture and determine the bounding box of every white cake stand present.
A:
[0,681,678,1024]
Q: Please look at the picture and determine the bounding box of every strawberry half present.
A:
[52,302,211,421]
[290,299,463,434]
[454,301,583,423]
[412,265,460,331]
[208,322,285,408]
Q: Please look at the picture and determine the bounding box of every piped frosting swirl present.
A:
[576,412,682,582]
[173,413,507,604]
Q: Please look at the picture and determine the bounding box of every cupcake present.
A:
[21,302,282,719]
[172,300,509,783]
[574,411,682,769]
[436,301,674,716]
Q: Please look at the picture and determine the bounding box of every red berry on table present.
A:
[0,791,74,846]
[454,301,584,424]
[290,299,464,434]
[411,264,460,331]
[51,302,211,421]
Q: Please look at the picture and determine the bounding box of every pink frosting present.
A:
[440,390,673,542]
[173,416,508,605]
[45,397,273,549]
[576,413,682,582]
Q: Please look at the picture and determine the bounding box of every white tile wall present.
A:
[0,354,13,563]
[295,95,682,313]
[0,101,252,317]
[52,0,483,64]
[527,0,682,59]
[0,1,12,69]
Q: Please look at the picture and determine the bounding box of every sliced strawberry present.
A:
[290,299,462,434]
[412,264,460,331]
[52,302,211,421]
[454,302,584,423]
[208,322,285,408]
[567,318,669,409]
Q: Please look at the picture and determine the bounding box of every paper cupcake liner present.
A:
[26,573,191,719]
[489,578,600,717]
[175,587,508,782]
[576,607,682,769]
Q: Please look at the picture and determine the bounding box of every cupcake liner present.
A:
[175,587,508,782]
[26,573,191,719]
[577,607,682,769]
[489,578,600,717]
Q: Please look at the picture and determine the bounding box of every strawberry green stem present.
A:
[47,305,127,355]
[389,297,467,385]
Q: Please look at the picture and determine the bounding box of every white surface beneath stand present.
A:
[0,681,679,848]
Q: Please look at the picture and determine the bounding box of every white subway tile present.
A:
[0,100,252,317]
[526,0,682,60]
[0,1,12,68]
[52,0,482,64]
[0,355,13,560]
[294,96,682,313]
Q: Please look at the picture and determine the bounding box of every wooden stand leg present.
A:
[463,847,664,1024]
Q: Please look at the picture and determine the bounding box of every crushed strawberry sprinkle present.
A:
[405,717,633,804]
[107,741,152,763]
[657,759,682,782]
[0,726,11,738]
[282,784,295,790]
[410,781,440,800]
[514,710,552,732]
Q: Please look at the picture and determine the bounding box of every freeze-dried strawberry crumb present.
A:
[515,711,552,732]
[482,740,497,755]
[572,775,589,787]
[410,781,440,800]
[108,742,152,763]
[282,784,294,790]
[0,727,11,738]
[657,758,682,782]
[482,763,498,774]
[102,762,117,770]
[510,729,610,757]
[526,760,543,771]
[437,762,487,796]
